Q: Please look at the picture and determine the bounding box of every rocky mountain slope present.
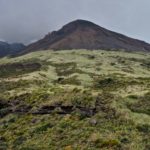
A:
[0,41,25,57]
[23,20,150,53]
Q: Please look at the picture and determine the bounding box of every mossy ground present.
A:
[0,50,150,149]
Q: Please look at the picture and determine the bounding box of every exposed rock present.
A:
[32,105,56,114]
[0,99,12,118]
[22,19,150,54]
[89,119,97,126]
[13,104,32,114]
[32,104,96,117]
[76,106,96,117]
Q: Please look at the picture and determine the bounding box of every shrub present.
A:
[137,124,150,133]
[33,123,53,133]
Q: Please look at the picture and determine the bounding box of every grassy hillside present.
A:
[0,49,150,150]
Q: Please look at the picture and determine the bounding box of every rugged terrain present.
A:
[23,20,150,53]
[0,49,150,149]
[0,41,25,57]
[1,19,150,58]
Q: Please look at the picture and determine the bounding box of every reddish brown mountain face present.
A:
[23,20,150,53]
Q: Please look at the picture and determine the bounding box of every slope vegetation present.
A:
[0,49,150,149]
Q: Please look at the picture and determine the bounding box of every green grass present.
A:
[127,92,150,115]
[0,49,150,149]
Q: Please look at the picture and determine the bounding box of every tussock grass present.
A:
[0,49,150,149]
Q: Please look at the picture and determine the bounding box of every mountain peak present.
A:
[64,19,98,26]
[22,20,150,53]
[61,19,100,32]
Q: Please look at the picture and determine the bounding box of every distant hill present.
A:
[23,19,150,53]
[0,41,25,57]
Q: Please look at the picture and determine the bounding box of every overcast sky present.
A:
[0,0,150,45]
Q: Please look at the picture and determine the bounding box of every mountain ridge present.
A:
[0,41,25,57]
[22,19,150,53]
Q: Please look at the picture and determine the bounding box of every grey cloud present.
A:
[0,0,150,44]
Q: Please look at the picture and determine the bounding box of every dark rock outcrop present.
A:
[0,99,11,118]
[32,104,96,117]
